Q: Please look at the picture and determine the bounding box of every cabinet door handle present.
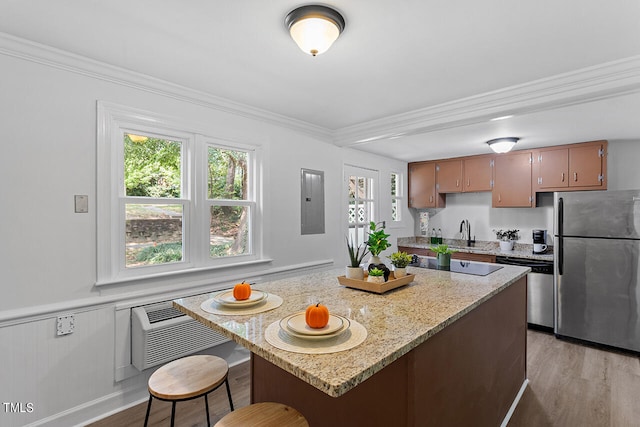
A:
[561,172,565,182]
[498,193,502,202]
[573,172,578,182]
[430,195,433,203]
[456,179,459,187]
[467,179,470,187]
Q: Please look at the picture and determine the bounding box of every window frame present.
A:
[390,171,404,223]
[96,101,263,286]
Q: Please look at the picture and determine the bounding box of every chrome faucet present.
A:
[460,219,472,246]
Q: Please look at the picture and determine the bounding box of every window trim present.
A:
[96,101,263,286]
[390,171,404,223]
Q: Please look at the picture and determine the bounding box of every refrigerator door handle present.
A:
[557,197,563,275]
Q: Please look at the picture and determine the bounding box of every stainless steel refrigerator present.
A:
[554,190,640,352]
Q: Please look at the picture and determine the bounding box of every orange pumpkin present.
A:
[305,303,330,329]
[233,281,252,300]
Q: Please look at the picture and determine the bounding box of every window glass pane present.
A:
[357,177,366,199]
[210,205,249,257]
[348,200,356,224]
[208,147,248,200]
[124,134,182,198]
[348,176,356,200]
[391,173,398,196]
[125,204,183,267]
[392,198,399,221]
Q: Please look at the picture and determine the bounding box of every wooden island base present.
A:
[251,277,527,426]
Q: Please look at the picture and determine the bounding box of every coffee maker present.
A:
[532,229,548,254]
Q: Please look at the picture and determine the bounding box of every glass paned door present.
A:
[346,166,377,249]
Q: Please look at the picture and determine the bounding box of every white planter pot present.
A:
[499,240,515,251]
[393,267,407,278]
[367,255,382,268]
[346,266,364,280]
[367,275,385,284]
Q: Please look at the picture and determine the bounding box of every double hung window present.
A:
[97,102,260,285]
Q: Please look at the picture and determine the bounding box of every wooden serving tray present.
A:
[337,273,415,294]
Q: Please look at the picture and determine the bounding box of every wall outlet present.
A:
[56,314,75,336]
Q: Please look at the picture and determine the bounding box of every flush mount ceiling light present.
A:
[285,5,345,56]
[487,137,519,153]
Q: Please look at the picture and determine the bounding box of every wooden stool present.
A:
[144,355,234,427]
[214,402,308,427]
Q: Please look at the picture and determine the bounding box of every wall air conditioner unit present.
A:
[132,301,229,370]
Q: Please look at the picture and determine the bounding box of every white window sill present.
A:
[95,258,274,287]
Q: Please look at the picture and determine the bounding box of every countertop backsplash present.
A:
[398,236,554,262]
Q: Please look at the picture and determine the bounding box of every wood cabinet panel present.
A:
[493,151,533,208]
[408,162,445,208]
[463,155,493,192]
[534,140,607,192]
[537,148,569,189]
[436,159,463,193]
[569,143,605,187]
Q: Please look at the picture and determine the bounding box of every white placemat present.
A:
[264,318,367,354]
[200,294,283,315]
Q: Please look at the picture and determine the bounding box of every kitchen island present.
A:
[174,263,529,426]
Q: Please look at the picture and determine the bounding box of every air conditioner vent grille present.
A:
[131,302,230,370]
[147,307,185,324]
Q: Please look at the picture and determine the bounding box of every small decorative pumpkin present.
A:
[305,303,330,329]
[232,281,252,300]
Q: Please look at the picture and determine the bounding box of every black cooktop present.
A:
[413,257,503,276]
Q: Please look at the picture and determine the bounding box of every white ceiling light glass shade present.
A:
[285,5,345,56]
[487,137,519,153]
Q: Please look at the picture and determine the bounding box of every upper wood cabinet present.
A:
[435,159,463,193]
[463,155,493,192]
[534,140,607,191]
[493,151,533,208]
[408,162,445,209]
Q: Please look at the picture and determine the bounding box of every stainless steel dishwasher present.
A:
[496,256,554,330]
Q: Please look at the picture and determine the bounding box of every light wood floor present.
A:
[88,330,640,427]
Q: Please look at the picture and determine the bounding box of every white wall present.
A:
[0,41,413,426]
[412,140,640,245]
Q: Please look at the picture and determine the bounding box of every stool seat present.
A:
[148,355,228,400]
[144,355,234,427]
[214,402,308,427]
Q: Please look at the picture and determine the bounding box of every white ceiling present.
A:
[2,0,640,161]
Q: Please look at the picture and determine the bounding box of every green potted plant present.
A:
[430,244,456,269]
[346,236,368,280]
[367,267,386,284]
[493,229,519,251]
[365,221,391,265]
[388,251,413,278]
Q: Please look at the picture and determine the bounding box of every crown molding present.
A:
[333,55,640,147]
[3,31,640,148]
[0,32,333,142]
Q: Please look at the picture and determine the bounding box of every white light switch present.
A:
[56,314,75,336]
[74,195,88,213]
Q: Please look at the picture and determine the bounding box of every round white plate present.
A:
[279,315,351,341]
[213,289,268,307]
[286,312,344,335]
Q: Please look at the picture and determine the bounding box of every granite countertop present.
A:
[398,236,555,262]
[173,265,529,398]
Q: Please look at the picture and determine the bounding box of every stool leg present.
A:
[204,393,211,427]
[170,401,176,427]
[224,377,234,411]
[143,395,153,427]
